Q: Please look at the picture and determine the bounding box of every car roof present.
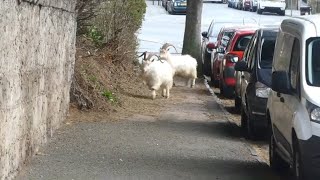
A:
[290,15,320,36]
[259,27,279,38]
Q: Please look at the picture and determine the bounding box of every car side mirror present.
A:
[271,71,291,94]
[201,31,208,38]
[234,60,247,71]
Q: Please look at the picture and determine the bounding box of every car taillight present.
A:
[207,43,216,49]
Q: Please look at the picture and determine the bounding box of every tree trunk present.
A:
[182,0,203,76]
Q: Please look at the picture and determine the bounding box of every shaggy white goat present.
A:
[141,53,174,99]
[159,43,198,88]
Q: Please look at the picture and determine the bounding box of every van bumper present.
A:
[299,135,320,179]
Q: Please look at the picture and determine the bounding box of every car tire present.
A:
[234,95,241,110]
[240,106,247,135]
[210,73,218,87]
[293,136,305,180]
[269,134,289,172]
[253,7,257,12]
[279,10,285,16]
[257,8,263,14]
[221,82,234,98]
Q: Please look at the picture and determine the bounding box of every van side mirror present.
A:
[271,71,291,94]
[234,60,247,71]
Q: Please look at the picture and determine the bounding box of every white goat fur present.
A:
[159,48,197,88]
[141,54,174,99]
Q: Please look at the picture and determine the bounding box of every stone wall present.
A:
[0,0,77,179]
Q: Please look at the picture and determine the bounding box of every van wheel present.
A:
[293,137,305,180]
[269,134,289,172]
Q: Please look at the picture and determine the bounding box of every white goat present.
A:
[159,43,198,88]
[140,53,174,99]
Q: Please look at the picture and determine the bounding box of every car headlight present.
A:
[174,2,178,6]
[255,82,270,98]
[307,101,320,122]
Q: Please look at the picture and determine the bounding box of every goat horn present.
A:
[138,51,148,60]
[146,53,159,61]
[161,43,178,53]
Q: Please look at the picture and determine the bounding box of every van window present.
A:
[307,38,320,87]
[233,35,252,51]
[274,33,294,71]
[259,38,276,69]
[289,38,300,91]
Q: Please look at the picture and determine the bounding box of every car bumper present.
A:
[299,135,320,179]
[260,6,285,11]
[223,66,235,86]
[173,7,187,13]
[249,97,268,128]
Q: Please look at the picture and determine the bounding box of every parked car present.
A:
[162,0,169,9]
[228,0,235,7]
[237,0,243,9]
[219,28,256,98]
[210,26,248,87]
[166,0,187,14]
[256,0,286,15]
[201,20,258,77]
[234,27,278,139]
[300,1,312,15]
[203,0,224,3]
[249,0,258,11]
[267,15,320,180]
[239,0,251,10]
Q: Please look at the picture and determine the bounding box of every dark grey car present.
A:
[235,27,278,139]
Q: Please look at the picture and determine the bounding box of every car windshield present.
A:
[259,38,276,69]
[233,35,252,51]
[307,38,320,87]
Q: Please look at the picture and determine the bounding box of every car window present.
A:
[242,32,256,62]
[259,38,276,69]
[289,38,300,91]
[248,36,258,70]
[233,35,252,51]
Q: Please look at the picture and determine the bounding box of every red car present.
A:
[210,26,256,88]
[219,28,257,98]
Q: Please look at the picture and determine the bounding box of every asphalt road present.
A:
[16,2,294,180]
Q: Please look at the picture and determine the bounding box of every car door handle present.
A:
[280,97,285,103]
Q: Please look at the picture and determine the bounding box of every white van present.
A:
[267,15,320,180]
[257,0,286,15]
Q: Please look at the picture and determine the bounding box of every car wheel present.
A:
[240,106,247,135]
[253,7,257,12]
[279,10,285,16]
[293,136,305,180]
[221,82,234,98]
[257,8,263,14]
[234,95,241,110]
[269,134,289,172]
[219,80,224,95]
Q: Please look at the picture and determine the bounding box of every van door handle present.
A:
[277,92,281,97]
[280,97,285,103]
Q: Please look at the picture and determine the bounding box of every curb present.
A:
[203,78,267,165]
